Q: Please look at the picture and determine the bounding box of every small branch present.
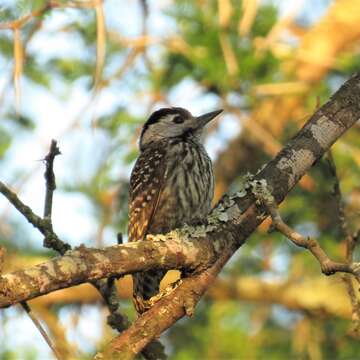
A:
[342,275,360,338]
[43,139,61,219]
[0,181,48,233]
[0,3,52,30]
[326,152,346,228]
[20,302,63,360]
[0,181,71,255]
[0,234,220,308]
[3,242,63,359]
[96,250,232,359]
[326,151,360,337]
[41,141,68,254]
[7,140,65,359]
[261,195,360,281]
[326,152,359,263]
[35,305,76,359]
[93,277,167,359]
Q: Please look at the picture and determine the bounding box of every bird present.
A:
[128,106,223,314]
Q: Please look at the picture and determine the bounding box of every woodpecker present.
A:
[128,107,223,314]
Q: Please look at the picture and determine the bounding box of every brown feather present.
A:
[128,145,167,243]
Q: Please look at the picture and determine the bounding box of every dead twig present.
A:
[1,247,59,359]
[256,191,360,280]
[43,139,61,219]
[20,302,63,360]
[0,181,71,254]
[18,140,65,359]
[326,151,360,337]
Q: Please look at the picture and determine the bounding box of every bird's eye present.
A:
[173,115,184,124]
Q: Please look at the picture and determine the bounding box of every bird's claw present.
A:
[148,279,183,307]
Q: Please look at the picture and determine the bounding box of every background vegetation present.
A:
[0,0,360,359]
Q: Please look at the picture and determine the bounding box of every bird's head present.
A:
[139,107,223,150]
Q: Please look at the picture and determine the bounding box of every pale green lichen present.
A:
[212,238,222,253]
[58,256,87,275]
[256,212,268,221]
[218,212,229,222]
[249,178,275,205]
[175,224,212,239]
[91,252,112,267]
[42,262,57,278]
[226,172,254,202]
[256,163,267,175]
[276,148,315,188]
[24,268,42,279]
[230,189,247,199]
[238,172,255,190]
[225,205,241,222]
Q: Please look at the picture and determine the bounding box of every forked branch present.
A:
[259,194,360,280]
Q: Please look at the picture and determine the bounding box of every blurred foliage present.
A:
[163,1,279,94]
[1,0,360,359]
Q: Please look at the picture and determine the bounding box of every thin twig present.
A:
[92,256,166,359]
[342,274,360,337]
[0,3,52,30]
[16,141,65,359]
[326,151,349,241]
[20,302,63,360]
[326,152,359,263]
[258,194,360,280]
[43,140,61,219]
[0,186,60,355]
[326,151,360,337]
[0,181,48,232]
[138,0,154,73]
[0,181,71,255]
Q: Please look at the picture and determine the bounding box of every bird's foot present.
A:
[148,279,183,307]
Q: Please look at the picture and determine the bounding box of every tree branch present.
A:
[23,140,67,360]
[260,195,360,278]
[98,73,360,356]
[96,250,232,359]
[1,73,360,357]
[0,181,71,255]
[0,234,220,308]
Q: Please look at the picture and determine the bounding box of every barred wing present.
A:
[128,146,167,243]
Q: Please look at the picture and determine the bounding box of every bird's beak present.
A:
[193,109,223,130]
